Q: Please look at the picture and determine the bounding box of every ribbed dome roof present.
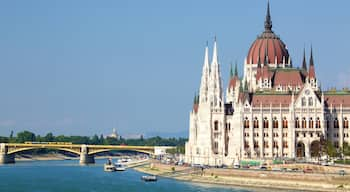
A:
[246,2,289,65]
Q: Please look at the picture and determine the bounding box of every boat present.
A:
[141,175,157,182]
[104,164,116,172]
[104,158,116,172]
[114,163,126,171]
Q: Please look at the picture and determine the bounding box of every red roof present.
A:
[273,70,304,87]
[324,94,350,107]
[251,94,292,107]
[229,76,239,89]
[193,104,199,113]
[309,65,316,79]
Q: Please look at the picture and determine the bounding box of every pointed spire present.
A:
[212,36,218,64]
[302,47,307,71]
[199,42,210,104]
[309,45,314,66]
[264,44,269,65]
[257,48,262,68]
[264,0,272,32]
[234,61,238,77]
[257,55,262,68]
[244,79,248,91]
[230,62,234,78]
[208,37,223,108]
[193,93,197,104]
[308,46,316,79]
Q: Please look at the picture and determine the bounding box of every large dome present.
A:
[246,3,289,65]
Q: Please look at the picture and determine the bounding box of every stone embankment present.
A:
[134,161,350,192]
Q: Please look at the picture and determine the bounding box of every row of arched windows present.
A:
[243,117,349,129]
[244,141,289,149]
[244,117,289,129]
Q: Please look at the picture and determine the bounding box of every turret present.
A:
[208,38,223,108]
[226,62,241,103]
[308,46,317,90]
[199,42,210,104]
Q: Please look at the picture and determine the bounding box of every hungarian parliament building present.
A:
[185,3,350,166]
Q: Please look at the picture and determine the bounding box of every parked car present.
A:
[339,170,346,176]
[291,167,299,172]
[303,168,313,173]
[242,165,250,169]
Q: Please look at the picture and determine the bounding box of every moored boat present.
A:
[114,163,126,171]
[141,175,157,182]
[104,164,116,172]
[104,158,116,172]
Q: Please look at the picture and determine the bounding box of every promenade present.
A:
[134,160,350,192]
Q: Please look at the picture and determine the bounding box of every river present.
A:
[0,159,256,192]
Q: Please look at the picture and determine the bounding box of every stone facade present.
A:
[185,3,350,166]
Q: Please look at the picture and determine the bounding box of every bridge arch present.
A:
[88,149,154,155]
[7,147,81,156]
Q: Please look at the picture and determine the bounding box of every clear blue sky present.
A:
[0,0,349,137]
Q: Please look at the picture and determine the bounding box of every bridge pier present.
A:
[0,143,15,164]
[79,145,95,165]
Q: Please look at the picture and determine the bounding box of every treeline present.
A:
[0,130,188,148]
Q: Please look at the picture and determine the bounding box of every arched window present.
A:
[273,117,278,128]
[309,117,314,128]
[334,118,339,128]
[316,117,321,128]
[295,117,300,128]
[253,117,259,128]
[302,117,306,128]
[244,141,249,149]
[344,117,349,129]
[301,97,306,106]
[254,140,259,149]
[263,117,269,128]
[308,97,313,106]
[282,117,288,128]
[283,141,288,148]
[214,121,219,131]
[244,117,249,129]
[273,141,278,148]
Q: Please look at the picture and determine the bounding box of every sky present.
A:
[0,0,350,137]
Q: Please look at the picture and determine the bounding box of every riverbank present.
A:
[134,161,350,192]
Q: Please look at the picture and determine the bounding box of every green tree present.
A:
[44,133,54,142]
[91,134,100,145]
[342,142,350,157]
[99,134,104,145]
[16,131,36,143]
[325,140,338,158]
[0,136,9,143]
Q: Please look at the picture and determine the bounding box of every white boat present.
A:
[104,164,116,172]
[114,163,126,171]
[141,175,157,182]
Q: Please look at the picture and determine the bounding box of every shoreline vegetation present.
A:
[134,160,350,192]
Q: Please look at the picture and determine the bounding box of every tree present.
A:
[342,142,350,157]
[99,134,104,145]
[44,133,54,142]
[9,130,13,139]
[325,140,338,158]
[16,131,36,143]
[91,134,100,145]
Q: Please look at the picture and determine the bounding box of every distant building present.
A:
[107,128,118,139]
[185,3,350,166]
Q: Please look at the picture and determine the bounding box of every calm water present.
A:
[0,159,254,192]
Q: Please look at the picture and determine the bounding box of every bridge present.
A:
[0,143,174,164]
